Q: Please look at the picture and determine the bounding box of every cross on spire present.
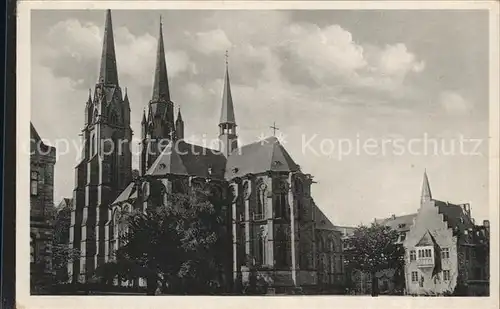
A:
[270,122,279,136]
[225,50,229,66]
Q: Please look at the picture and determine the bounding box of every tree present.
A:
[110,180,232,295]
[344,223,405,296]
[51,204,80,284]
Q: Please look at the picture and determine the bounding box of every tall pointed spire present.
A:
[98,9,119,86]
[421,169,432,204]
[151,16,170,102]
[219,51,236,124]
[176,107,183,121]
[175,107,184,140]
[87,88,92,103]
[141,109,147,124]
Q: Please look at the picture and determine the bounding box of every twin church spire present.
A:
[96,10,237,163]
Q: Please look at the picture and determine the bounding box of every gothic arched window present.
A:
[109,109,119,125]
[256,182,266,217]
[329,239,335,252]
[274,190,287,219]
[90,134,96,156]
[255,224,268,266]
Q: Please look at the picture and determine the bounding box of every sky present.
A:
[30,9,490,226]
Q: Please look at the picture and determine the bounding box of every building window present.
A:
[418,248,432,258]
[400,233,406,242]
[274,192,287,219]
[442,248,450,259]
[411,271,418,282]
[30,171,39,196]
[410,250,416,261]
[256,190,264,216]
[443,270,451,281]
[256,225,268,266]
[90,134,96,156]
[30,235,36,263]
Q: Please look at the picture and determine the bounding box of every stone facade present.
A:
[339,172,489,296]
[68,10,132,283]
[68,10,342,293]
[230,172,318,291]
[30,123,57,280]
[403,172,490,296]
[315,207,345,291]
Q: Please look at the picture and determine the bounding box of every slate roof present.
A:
[415,230,441,248]
[375,213,417,233]
[314,204,337,231]
[219,66,236,124]
[151,18,170,103]
[146,141,227,180]
[434,200,474,232]
[225,136,300,179]
[112,182,138,205]
[30,122,56,155]
[98,10,119,86]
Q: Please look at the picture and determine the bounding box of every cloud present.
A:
[30,11,488,226]
[281,24,425,94]
[439,91,472,115]
[286,23,367,78]
[375,43,425,77]
[38,19,192,88]
[194,29,232,54]
[31,63,88,205]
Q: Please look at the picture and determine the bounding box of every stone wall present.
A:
[30,127,57,281]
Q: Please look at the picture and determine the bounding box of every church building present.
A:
[68,10,343,293]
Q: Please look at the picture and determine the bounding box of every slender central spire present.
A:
[151,16,170,102]
[219,52,236,124]
[421,169,432,204]
[98,9,119,86]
